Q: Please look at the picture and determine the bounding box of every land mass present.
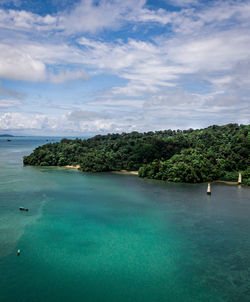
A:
[23,124,250,185]
[0,134,14,137]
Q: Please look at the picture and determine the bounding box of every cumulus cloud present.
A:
[0,44,46,81]
[1,91,248,135]
[0,111,135,134]
[0,112,48,130]
[0,41,89,82]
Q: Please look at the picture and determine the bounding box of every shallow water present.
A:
[0,137,249,302]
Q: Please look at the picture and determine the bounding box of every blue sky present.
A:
[0,0,249,135]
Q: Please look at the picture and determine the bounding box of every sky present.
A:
[0,0,249,136]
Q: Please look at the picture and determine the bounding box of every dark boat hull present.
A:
[19,207,29,212]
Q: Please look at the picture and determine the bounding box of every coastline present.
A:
[113,170,139,175]
[58,167,247,185]
[214,180,239,185]
[65,165,80,169]
[64,167,138,175]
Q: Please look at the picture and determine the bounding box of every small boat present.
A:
[19,207,29,212]
[17,249,21,256]
[7,139,11,142]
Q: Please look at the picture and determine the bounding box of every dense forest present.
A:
[23,124,250,185]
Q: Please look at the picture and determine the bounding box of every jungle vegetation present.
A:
[23,124,250,184]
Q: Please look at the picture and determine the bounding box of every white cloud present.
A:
[87,99,144,108]
[127,7,172,25]
[60,0,146,33]
[1,0,249,87]
[0,99,21,107]
[0,1,150,35]
[169,1,250,34]
[0,0,173,35]
[0,111,134,134]
[0,41,89,82]
[76,23,250,98]
[67,110,110,121]
[0,44,46,81]
[139,90,250,131]
[77,37,191,96]
[1,87,249,135]
[0,8,57,32]
[0,0,250,133]
[49,69,89,83]
[165,32,250,72]
[0,112,48,130]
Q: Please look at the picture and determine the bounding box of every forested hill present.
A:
[23,124,250,184]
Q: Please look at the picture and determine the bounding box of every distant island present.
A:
[23,124,250,185]
[0,134,14,137]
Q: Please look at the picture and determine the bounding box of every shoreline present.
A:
[214,180,239,185]
[112,170,139,175]
[64,167,138,175]
[65,165,80,169]
[57,167,247,185]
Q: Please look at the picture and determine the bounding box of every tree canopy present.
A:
[23,124,250,184]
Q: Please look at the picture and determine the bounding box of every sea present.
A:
[0,136,249,302]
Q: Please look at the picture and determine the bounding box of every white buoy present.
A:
[238,172,242,184]
[207,183,211,195]
[17,249,20,256]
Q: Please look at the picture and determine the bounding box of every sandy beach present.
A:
[113,170,139,175]
[65,165,80,169]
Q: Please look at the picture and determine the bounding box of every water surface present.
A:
[0,137,249,302]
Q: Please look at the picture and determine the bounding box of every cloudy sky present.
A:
[0,0,249,135]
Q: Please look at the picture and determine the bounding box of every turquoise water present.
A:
[0,137,250,302]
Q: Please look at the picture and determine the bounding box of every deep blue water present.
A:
[0,137,249,302]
